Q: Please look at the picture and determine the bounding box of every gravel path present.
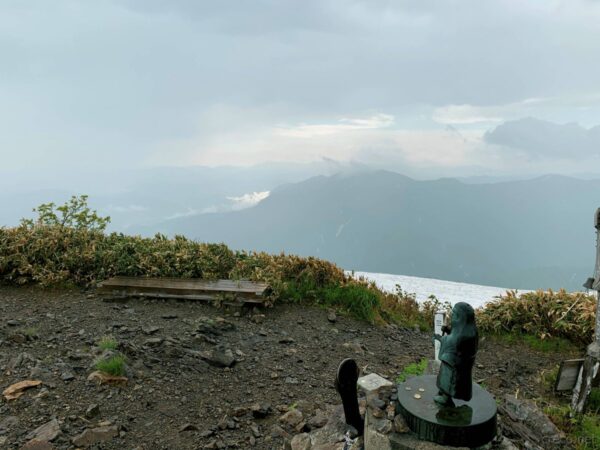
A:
[0,286,577,449]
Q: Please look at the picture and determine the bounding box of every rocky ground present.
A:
[0,286,580,450]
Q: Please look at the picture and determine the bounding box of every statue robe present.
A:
[437,331,478,401]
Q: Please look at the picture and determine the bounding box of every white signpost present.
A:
[434,310,446,361]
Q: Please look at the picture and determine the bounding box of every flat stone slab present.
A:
[358,373,393,395]
[396,375,496,448]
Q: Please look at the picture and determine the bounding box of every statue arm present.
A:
[434,325,451,342]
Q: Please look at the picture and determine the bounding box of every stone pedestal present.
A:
[396,375,497,448]
[358,373,498,450]
[358,373,472,450]
[364,406,470,450]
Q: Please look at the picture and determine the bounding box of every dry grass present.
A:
[477,289,597,345]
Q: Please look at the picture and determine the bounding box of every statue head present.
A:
[450,302,477,337]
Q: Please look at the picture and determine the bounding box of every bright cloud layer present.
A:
[227,191,271,210]
[276,114,394,138]
[3,1,600,180]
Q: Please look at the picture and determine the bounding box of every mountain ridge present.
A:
[154,170,600,291]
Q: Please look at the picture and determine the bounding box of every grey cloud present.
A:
[484,117,600,158]
[2,1,600,173]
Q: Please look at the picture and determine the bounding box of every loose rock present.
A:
[280,409,304,428]
[0,416,19,434]
[72,425,119,447]
[393,414,409,433]
[25,418,61,442]
[309,409,329,429]
[179,423,199,432]
[290,432,311,450]
[200,347,236,368]
[251,403,272,419]
[142,325,161,335]
[85,404,100,419]
[21,440,54,450]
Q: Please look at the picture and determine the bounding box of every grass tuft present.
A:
[20,327,39,338]
[396,358,427,383]
[545,399,600,450]
[95,354,126,376]
[97,336,118,350]
[321,283,381,322]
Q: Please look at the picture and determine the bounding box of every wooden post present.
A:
[571,208,600,414]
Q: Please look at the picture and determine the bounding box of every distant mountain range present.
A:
[0,161,354,230]
[155,170,600,291]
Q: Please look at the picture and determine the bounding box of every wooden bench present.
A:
[97,276,271,306]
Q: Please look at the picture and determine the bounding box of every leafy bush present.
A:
[0,197,330,289]
[477,289,597,345]
[21,194,110,231]
[378,285,452,330]
[0,196,392,322]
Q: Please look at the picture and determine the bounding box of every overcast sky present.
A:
[2,0,600,180]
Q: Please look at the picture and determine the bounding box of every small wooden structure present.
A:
[97,276,271,306]
[555,359,584,392]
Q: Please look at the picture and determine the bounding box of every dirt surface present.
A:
[0,286,580,449]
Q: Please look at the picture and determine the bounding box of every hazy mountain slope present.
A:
[0,161,359,230]
[158,171,600,290]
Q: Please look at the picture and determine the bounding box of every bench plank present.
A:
[97,276,270,305]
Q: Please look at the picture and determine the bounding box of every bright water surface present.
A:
[349,271,531,309]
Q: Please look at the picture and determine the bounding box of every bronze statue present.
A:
[433,302,478,406]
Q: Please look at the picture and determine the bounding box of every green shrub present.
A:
[577,415,600,450]
[0,198,341,290]
[95,355,126,376]
[321,283,381,322]
[545,401,600,450]
[0,196,387,322]
[20,195,110,231]
[378,286,451,330]
[588,388,600,414]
